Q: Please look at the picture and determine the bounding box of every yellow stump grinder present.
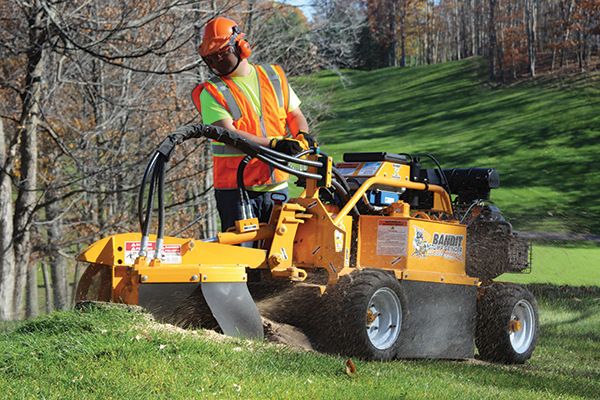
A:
[76,124,538,363]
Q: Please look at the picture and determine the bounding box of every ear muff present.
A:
[237,37,252,59]
[230,25,252,60]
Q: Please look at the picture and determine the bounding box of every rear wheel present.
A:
[476,282,539,364]
[338,269,406,360]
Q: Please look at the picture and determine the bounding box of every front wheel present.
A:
[338,269,407,361]
[476,282,539,364]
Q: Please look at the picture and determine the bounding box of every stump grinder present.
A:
[76,124,538,363]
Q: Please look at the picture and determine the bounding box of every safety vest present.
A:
[192,64,291,190]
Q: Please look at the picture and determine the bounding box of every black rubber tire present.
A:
[336,269,407,361]
[476,282,539,364]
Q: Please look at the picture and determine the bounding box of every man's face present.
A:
[205,45,239,76]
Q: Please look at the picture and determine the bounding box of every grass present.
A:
[299,58,600,234]
[0,293,598,399]
[292,57,600,286]
[500,242,600,287]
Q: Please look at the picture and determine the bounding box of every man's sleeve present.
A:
[287,84,302,112]
[199,86,233,125]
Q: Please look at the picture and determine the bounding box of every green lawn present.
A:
[294,58,600,287]
[501,242,600,287]
[1,294,598,399]
[300,58,600,234]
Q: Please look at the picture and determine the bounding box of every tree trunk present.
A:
[0,117,16,320]
[42,262,52,313]
[488,0,498,79]
[526,0,537,77]
[13,1,46,319]
[454,0,462,60]
[46,191,69,311]
[26,264,38,319]
[202,141,217,238]
[387,0,397,67]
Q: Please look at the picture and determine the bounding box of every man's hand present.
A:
[296,130,317,149]
[270,138,303,155]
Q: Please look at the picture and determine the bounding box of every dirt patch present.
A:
[262,318,314,352]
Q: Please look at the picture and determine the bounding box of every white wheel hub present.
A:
[510,299,536,354]
[366,287,402,350]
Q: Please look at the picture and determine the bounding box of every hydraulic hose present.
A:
[139,151,160,232]
[141,123,327,254]
[417,153,451,195]
[138,150,168,258]
[154,156,166,259]
[237,155,253,220]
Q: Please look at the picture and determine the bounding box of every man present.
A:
[192,17,316,232]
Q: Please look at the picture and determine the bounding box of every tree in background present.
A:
[358,0,598,78]
[310,0,367,70]
[247,1,314,75]
[0,0,227,320]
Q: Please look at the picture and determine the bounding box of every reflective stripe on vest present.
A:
[260,65,284,108]
[208,76,242,121]
[212,141,245,156]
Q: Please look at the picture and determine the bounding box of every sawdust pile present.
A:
[135,281,345,354]
[254,283,346,355]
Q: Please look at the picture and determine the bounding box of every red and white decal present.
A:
[124,241,182,264]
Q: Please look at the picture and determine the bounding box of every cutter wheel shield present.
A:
[476,282,539,364]
[337,269,407,361]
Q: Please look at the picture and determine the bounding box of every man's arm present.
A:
[212,117,304,155]
[211,118,272,147]
[286,107,309,137]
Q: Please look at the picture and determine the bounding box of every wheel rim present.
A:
[366,287,402,350]
[510,299,535,354]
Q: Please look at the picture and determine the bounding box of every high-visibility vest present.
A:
[192,64,291,190]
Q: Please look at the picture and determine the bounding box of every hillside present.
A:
[304,58,600,235]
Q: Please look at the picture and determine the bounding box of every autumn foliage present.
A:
[363,0,600,80]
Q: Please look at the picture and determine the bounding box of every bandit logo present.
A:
[410,226,464,261]
[410,226,431,259]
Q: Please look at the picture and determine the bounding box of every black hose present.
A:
[156,156,166,245]
[237,156,253,220]
[331,179,360,218]
[417,153,451,194]
[139,152,160,231]
[141,154,161,238]
[258,145,322,168]
[256,153,322,180]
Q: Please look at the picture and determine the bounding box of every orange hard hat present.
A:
[199,17,242,57]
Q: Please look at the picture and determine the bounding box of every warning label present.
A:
[335,162,360,177]
[124,241,182,264]
[377,220,408,256]
[358,162,381,176]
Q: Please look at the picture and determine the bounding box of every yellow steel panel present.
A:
[405,218,467,276]
[137,264,247,283]
[358,215,474,285]
[358,216,409,270]
[292,198,352,272]
[76,233,268,270]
